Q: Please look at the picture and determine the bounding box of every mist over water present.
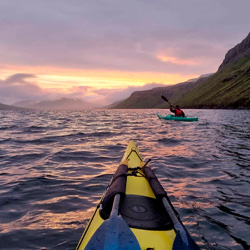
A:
[0,109,249,250]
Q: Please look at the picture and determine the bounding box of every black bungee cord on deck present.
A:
[127,159,151,177]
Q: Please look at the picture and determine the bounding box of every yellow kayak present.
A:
[76,140,200,250]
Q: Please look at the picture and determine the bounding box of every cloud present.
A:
[1,0,250,76]
[1,0,250,106]
[93,83,167,104]
[0,74,46,104]
[57,82,168,105]
[0,73,73,104]
[65,86,96,101]
[157,55,198,65]
[0,73,167,106]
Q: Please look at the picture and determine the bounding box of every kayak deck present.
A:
[120,141,175,249]
[76,140,199,250]
[157,113,198,122]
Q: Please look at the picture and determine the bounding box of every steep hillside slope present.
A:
[178,33,250,108]
[113,76,209,109]
[112,32,250,109]
[178,59,250,108]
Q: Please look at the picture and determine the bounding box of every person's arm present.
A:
[170,105,176,114]
[182,111,186,117]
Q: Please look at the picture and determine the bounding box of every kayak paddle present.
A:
[161,95,172,106]
[84,193,141,250]
[162,197,200,250]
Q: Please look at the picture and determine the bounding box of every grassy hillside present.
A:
[112,77,209,109]
[112,59,250,109]
[177,56,250,108]
[112,33,250,109]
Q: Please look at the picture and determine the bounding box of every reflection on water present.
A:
[0,109,250,249]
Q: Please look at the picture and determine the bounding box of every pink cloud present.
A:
[0,74,46,104]
[0,73,167,106]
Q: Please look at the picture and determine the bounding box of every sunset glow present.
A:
[0,0,248,106]
[157,55,198,66]
[1,64,196,90]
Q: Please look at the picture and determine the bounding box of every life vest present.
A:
[175,108,183,117]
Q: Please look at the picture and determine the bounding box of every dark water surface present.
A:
[0,109,249,250]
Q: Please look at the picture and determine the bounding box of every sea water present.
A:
[0,109,249,249]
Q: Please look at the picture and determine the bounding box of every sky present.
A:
[0,0,250,106]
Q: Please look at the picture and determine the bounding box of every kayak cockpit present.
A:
[120,194,173,230]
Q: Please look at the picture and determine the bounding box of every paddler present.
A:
[170,104,186,117]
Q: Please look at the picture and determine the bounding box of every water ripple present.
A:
[0,109,249,249]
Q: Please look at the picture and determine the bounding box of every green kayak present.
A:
[157,114,198,122]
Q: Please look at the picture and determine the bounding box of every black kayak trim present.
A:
[143,166,201,250]
[100,163,128,219]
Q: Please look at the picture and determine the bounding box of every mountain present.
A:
[186,73,213,83]
[178,32,250,108]
[0,102,29,110]
[112,33,250,109]
[102,99,126,109]
[112,75,210,109]
[219,32,250,69]
[13,98,99,110]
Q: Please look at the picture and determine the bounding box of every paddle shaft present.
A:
[161,95,173,106]
[162,197,189,244]
[110,193,120,217]
[84,193,141,250]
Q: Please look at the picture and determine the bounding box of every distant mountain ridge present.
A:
[12,98,99,110]
[0,102,29,111]
[112,33,250,109]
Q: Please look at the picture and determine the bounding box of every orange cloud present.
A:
[0,64,197,91]
[157,55,198,65]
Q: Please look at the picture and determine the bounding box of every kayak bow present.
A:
[76,140,200,250]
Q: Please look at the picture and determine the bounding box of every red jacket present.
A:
[170,106,185,117]
[175,109,183,117]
